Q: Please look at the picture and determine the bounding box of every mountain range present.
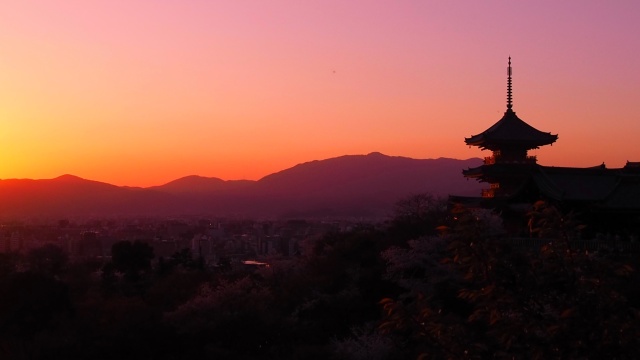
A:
[0,153,482,220]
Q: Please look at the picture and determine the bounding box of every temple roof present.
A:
[457,164,640,211]
[533,166,619,201]
[465,109,558,151]
[465,58,558,151]
[531,165,640,210]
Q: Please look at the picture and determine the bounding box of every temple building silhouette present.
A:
[452,58,640,237]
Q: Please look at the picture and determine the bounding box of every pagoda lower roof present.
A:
[463,163,537,179]
[465,109,558,150]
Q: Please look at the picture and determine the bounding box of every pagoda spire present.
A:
[465,57,558,152]
[507,57,513,111]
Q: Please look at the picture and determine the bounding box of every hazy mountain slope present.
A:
[0,175,175,219]
[258,152,478,195]
[149,176,253,194]
[0,154,483,219]
[249,152,482,217]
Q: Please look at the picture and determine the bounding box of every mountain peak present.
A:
[151,175,254,194]
[54,174,85,182]
[366,152,386,157]
[159,175,224,187]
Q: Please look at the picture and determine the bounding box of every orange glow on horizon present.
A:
[1,1,639,187]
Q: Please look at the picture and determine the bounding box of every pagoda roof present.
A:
[462,162,536,180]
[465,58,558,151]
[465,109,558,151]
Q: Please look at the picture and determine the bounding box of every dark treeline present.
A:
[1,195,639,359]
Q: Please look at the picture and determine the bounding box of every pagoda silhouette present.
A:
[454,58,640,237]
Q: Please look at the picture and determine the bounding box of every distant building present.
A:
[9,231,23,252]
[452,58,640,237]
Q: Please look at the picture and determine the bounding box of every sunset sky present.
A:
[1,1,639,187]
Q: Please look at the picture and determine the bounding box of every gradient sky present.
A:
[1,1,639,186]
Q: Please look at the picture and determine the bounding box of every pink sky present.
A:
[1,1,639,186]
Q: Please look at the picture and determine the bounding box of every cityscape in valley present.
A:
[2,153,482,267]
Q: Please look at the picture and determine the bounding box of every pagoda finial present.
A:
[507,56,513,110]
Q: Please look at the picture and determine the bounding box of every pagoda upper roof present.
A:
[465,108,558,151]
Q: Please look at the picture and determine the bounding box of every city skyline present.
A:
[1,1,639,186]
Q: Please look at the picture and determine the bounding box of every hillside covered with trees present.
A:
[1,195,639,359]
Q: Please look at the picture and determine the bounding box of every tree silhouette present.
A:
[110,240,154,280]
[0,271,72,359]
[390,193,449,240]
[102,240,155,296]
[27,243,68,275]
[379,205,640,359]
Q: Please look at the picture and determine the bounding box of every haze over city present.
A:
[1,1,639,187]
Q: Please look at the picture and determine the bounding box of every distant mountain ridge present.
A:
[0,153,482,219]
[149,175,253,194]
